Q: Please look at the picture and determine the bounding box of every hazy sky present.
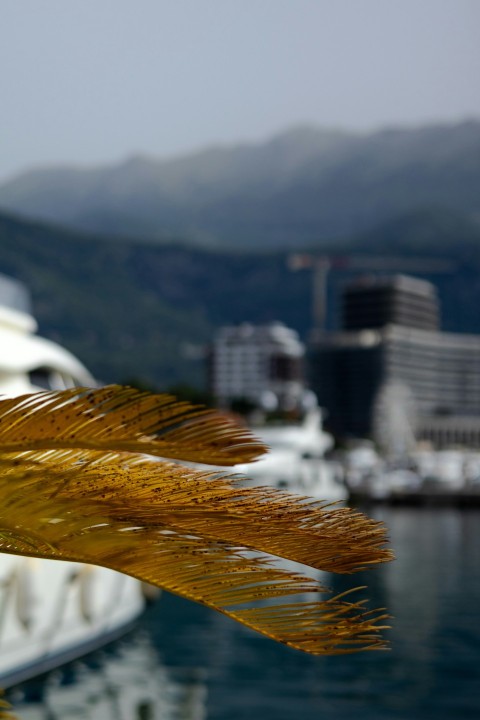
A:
[1,0,479,180]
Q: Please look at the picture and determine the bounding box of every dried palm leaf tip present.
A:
[0,386,393,655]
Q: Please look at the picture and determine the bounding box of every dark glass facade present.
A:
[342,275,439,332]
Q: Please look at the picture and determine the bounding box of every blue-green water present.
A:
[9,507,480,719]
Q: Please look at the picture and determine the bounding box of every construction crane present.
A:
[288,253,456,336]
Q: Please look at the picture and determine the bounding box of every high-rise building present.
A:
[310,275,480,447]
[209,322,305,410]
[341,274,440,332]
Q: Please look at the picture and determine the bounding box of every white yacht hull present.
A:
[0,274,147,686]
[0,557,144,687]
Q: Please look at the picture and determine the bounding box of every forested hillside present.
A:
[0,213,308,387]
[1,208,480,389]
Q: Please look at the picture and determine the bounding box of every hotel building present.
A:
[209,322,305,410]
[310,275,480,447]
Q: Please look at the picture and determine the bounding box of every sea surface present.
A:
[8,506,480,720]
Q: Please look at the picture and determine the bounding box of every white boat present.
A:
[0,273,146,687]
[235,408,347,503]
[343,439,480,501]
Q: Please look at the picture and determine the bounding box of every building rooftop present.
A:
[345,274,437,299]
[216,322,304,356]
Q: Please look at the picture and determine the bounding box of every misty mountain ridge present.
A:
[1,120,479,248]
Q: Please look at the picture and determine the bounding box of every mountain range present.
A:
[1,120,479,249]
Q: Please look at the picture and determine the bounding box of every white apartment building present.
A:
[209,322,306,410]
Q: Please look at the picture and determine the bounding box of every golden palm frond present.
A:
[0,386,393,655]
[0,691,15,720]
[0,385,265,465]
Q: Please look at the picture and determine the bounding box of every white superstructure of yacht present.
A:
[0,273,146,687]
[236,407,347,503]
